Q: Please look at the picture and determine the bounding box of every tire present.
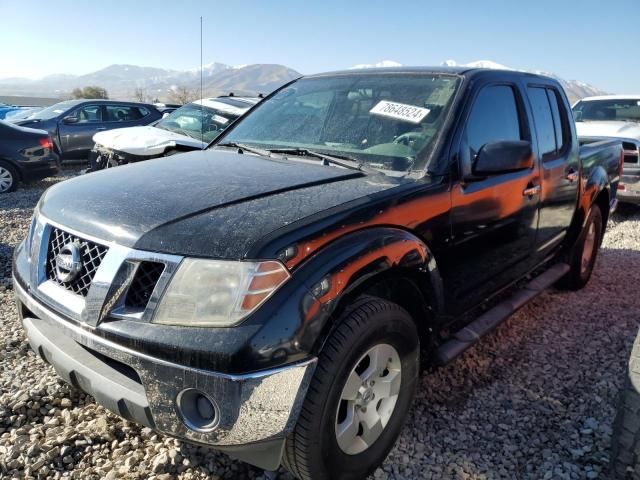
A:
[283,297,420,480]
[0,161,18,194]
[557,204,603,290]
[611,330,640,479]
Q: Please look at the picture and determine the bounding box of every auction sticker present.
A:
[370,100,430,124]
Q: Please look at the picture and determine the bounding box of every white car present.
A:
[89,96,260,170]
[573,95,640,204]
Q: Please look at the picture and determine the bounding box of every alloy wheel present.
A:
[581,221,596,275]
[335,343,402,455]
[0,166,14,193]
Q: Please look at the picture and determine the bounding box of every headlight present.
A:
[152,258,290,327]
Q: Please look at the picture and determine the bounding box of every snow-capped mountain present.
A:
[441,60,607,103]
[442,59,511,70]
[350,60,403,69]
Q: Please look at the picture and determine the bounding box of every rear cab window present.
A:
[527,86,570,160]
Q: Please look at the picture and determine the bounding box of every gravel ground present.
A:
[1,171,639,480]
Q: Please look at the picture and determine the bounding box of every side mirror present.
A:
[62,115,78,124]
[473,140,533,175]
[573,110,583,122]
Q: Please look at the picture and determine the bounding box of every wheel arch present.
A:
[568,165,611,247]
[293,227,445,357]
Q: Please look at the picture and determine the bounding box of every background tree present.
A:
[71,86,109,99]
[133,87,147,102]
[169,86,198,104]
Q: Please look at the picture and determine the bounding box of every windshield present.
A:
[573,99,640,123]
[29,100,79,120]
[217,74,460,174]
[155,102,242,142]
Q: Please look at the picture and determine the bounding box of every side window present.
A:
[105,105,143,122]
[75,105,102,123]
[465,85,522,157]
[546,89,569,154]
[527,87,556,159]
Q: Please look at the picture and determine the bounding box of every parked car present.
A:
[611,328,640,478]
[0,120,60,193]
[153,102,182,116]
[0,104,23,120]
[89,96,259,170]
[4,106,43,121]
[13,99,162,160]
[14,67,623,479]
[573,95,640,204]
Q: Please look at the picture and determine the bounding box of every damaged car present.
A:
[89,95,260,170]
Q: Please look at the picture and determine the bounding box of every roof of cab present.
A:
[306,66,558,82]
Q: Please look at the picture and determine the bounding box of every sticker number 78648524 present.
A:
[369,100,431,124]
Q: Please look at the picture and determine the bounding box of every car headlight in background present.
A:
[152,259,290,327]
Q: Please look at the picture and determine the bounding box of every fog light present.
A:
[176,389,219,432]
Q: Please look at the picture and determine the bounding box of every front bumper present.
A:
[14,278,316,469]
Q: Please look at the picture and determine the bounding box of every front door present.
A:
[59,104,105,156]
[441,83,541,316]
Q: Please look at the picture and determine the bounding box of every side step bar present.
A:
[434,263,570,365]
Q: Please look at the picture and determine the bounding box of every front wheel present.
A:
[283,297,420,480]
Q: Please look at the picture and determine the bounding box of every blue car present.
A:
[0,104,24,120]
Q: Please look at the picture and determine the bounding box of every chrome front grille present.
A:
[45,227,108,296]
[125,261,165,310]
[31,214,183,326]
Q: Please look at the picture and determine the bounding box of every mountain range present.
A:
[0,60,606,104]
[0,63,301,102]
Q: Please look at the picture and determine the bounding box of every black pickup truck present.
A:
[13,67,623,479]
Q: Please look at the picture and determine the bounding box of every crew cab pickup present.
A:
[13,67,623,480]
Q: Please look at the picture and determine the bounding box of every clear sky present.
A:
[1,0,638,93]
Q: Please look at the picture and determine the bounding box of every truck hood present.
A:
[39,149,400,258]
[93,126,205,156]
[576,120,640,140]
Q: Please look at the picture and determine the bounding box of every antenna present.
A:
[200,16,204,143]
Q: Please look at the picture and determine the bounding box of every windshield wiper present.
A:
[267,147,375,173]
[217,142,277,158]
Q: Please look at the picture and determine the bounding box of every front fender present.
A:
[291,227,444,354]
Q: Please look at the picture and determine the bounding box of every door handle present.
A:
[566,170,579,183]
[523,185,541,197]
[95,127,106,131]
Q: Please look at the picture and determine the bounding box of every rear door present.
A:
[526,84,580,255]
[442,82,541,315]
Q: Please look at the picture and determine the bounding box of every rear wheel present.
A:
[283,297,420,480]
[611,330,640,479]
[0,161,18,193]
[558,204,603,290]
